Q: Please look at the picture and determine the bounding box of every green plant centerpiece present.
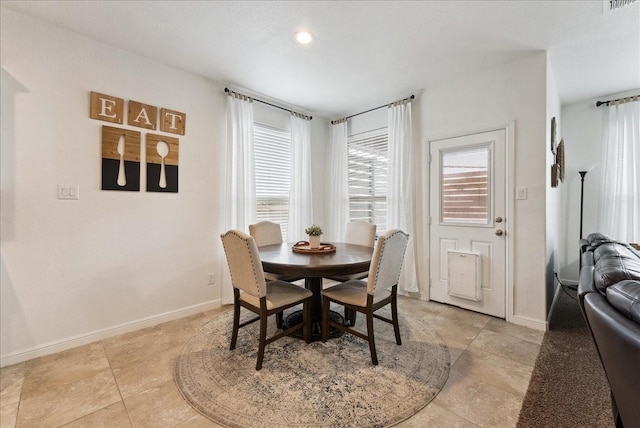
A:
[305,224,323,249]
[305,224,323,236]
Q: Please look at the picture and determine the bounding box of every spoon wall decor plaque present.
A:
[146,133,179,193]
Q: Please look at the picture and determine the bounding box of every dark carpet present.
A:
[517,287,612,427]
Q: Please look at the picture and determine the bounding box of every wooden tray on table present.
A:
[292,241,336,254]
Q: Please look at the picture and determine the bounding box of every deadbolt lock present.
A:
[495,217,503,223]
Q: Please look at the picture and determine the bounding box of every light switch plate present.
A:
[58,184,79,200]
[516,187,527,200]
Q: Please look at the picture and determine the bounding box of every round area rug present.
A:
[175,306,450,427]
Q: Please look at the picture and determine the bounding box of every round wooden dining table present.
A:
[258,242,373,340]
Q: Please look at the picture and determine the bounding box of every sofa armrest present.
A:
[583,292,640,428]
[580,239,591,253]
[578,266,596,297]
[606,280,640,324]
[581,249,595,267]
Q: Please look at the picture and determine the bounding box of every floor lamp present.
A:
[579,171,587,270]
[579,171,588,239]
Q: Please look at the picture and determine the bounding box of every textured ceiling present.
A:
[2,0,639,118]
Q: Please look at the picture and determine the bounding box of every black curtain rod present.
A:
[224,88,312,120]
[596,94,639,107]
[331,94,415,125]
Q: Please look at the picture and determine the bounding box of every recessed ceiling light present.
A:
[295,31,313,44]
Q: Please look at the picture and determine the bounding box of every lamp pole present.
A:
[579,171,587,239]
[578,171,588,271]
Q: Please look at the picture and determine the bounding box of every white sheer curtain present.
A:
[287,114,313,242]
[598,97,640,242]
[388,101,418,293]
[222,92,256,303]
[327,120,349,242]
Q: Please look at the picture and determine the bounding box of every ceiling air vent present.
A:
[607,0,637,10]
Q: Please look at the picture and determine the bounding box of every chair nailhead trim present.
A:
[222,230,263,297]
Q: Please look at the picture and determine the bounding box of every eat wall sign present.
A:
[89,91,186,135]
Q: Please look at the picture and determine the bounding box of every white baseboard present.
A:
[0,299,221,368]
[397,291,428,301]
[546,281,564,329]
[511,313,548,331]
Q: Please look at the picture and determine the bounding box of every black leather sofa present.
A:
[577,233,640,428]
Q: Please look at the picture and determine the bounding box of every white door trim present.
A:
[424,121,516,322]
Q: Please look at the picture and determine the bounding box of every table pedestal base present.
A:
[284,309,345,341]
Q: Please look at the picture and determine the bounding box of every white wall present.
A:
[418,52,549,328]
[545,57,562,314]
[0,9,225,365]
[1,8,556,365]
[0,9,331,366]
[559,88,640,282]
[348,108,388,137]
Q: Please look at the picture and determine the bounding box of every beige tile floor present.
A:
[0,296,543,428]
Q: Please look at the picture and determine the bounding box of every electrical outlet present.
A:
[207,273,215,285]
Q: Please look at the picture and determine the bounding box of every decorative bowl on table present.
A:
[292,241,336,254]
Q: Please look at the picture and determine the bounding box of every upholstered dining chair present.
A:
[248,221,283,247]
[326,220,377,325]
[345,220,377,248]
[220,230,312,370]
[249,221,303,328]
[249,221,303,281]
[321,229,409,365]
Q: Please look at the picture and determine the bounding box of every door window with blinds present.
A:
[254,123,290,239]
[440,144,491,225]
[348,129,388,235]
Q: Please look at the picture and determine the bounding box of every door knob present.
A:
[495,230,504,236]
[495,217,503,223]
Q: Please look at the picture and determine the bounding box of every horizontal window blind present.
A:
[441,146,490,224]
[348,129,388,235]
[254,123,290,240]
[442,170,488,223]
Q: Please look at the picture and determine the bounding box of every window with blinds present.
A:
[348,128,388,235]
[254,123,290,240]
[441,145,490,224]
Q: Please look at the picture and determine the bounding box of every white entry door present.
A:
[429,129,507,318]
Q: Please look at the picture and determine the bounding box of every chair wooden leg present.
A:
[256,314,267,370]
[230,301,240,351]
[303,300,311,343]
[366,311,378,365]
[276,311,284,329]
[391,294,402,346]
[321,296,330,343]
